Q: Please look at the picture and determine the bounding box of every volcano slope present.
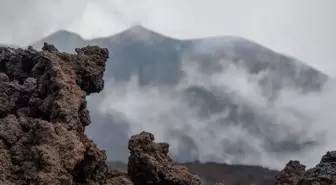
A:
[33,26,329,164]
[0,43,201,185]
[2,43,336,185]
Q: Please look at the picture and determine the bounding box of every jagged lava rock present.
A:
[0,43,122,185]
[274,160,306,185]
[0,43,203,185]
[275,151,336,185]
[127,131,201,185]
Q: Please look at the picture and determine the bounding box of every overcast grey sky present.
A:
[0,0,335,75]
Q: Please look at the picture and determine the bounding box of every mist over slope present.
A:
[32,26,332,169]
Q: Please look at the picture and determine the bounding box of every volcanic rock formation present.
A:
[128,132,201,185]
[275,151,336,185]
[0,43,200,185]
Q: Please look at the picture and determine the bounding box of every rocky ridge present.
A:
[275,151,336,185]
[0,43,200,185]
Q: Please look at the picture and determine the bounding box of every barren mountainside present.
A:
[31,26,329,166]
[33,26,327,89]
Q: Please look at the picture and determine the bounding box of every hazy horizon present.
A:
[0,0,336,76]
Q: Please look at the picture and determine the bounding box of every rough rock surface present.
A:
[0,43,202,185]
[109,160,278,185]
[128,132,201,185]
[275,151,336,185]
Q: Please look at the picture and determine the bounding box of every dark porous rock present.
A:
[0,44,203,185]
[276,151,336,185]
[0,43,120,185]
[127,131,201,185]
[274,160,306,185]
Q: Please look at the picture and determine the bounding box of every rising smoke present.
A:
[93,47,336,170]
[2,0,335,171]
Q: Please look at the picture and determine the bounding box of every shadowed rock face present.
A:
[274,161,306,185]
[109,160,278,185]
[128,131,201,185]
[275,151,336,185]
[0,43,112,185]
[0,43,202,185]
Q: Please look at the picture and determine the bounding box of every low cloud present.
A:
[92,52,336,170]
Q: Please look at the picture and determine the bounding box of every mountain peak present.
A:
[46,29,82,40]
[110,25,173,43]
[121,25,162,37]
[128,25,151,32]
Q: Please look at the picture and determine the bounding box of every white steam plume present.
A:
[97,53,336,170]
